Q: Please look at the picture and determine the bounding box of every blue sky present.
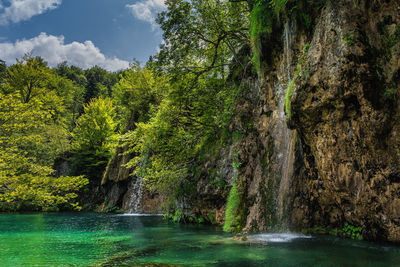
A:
[0,0,165,71]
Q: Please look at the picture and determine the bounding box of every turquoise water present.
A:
[1,213,400,266]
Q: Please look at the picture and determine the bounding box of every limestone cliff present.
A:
[289,0,400,241]
[102,0,400,242]
[216,0,400,241]
[101,144,165,213]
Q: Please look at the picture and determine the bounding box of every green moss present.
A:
[303,43,310,53]
[269,0,289,15]
[210,174,228,189]
[223,182,242,232]
[344,34,355,46]
[233,161,242,170]
[284,42,311,119]
[250,1,274,37]
[383,87,397,100]
[231,131,243,142]
[284,80,295,118]
[250,2,273,76]
[174,209,183,222]
[296,43,310,79]
[209,168,217,179]
[208,212,216,224]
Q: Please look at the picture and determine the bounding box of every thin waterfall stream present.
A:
[122,155,148,213]
[126,177,144,213]
[275,21,296,227]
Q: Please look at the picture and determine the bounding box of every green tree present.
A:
[47,72,85,130]
[4,55,52,103]
[73,97,117,150]
[124,72,239,197]
[71,98,117,182]
[55,62,87,87]
[119,0,249,202]
[83,67,120,103]
[0,59,6,90]
[113,64,167,131]
[3,55,71,166]
[0,91,88,211]
[156,0,249,77]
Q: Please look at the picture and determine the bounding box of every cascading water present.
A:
[122,156,148,213]
[274,21,296,228]
[126,177,144,213]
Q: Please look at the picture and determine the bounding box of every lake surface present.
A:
[1,213,400,266]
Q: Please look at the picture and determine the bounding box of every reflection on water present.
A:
[0,213,399,266]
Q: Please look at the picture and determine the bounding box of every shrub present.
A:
[339,222,363,240]
[172,209,183,223]
[104,206,119,213]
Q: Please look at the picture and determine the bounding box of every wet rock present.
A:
[232,235,248,241]
[290,0,400,241]
[101,0,400,242]
[101,143,166,213]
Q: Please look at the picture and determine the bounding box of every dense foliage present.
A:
[0,57,88,211]
[114,0,254,204]
[0,0,317,228]
[0,0,252,215]
[70,97,118,182]
[0,53,127,210]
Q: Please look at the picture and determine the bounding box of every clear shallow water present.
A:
[1,213,400,266]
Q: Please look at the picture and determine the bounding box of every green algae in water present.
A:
[1,213,400,266]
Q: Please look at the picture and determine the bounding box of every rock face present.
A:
[186,145,238,225]
[223,0,400,241]
[102,0,400,242]
[289,0,400,241]
[101,145,133,209]
[101,145,165,213]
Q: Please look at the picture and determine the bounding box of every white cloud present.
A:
[126,0,166,30]
[0,0,62,25]
[0,33,130,71]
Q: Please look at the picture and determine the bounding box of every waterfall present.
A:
[122,155,148,213]
[126,177,144,213]
[274,21,296,228]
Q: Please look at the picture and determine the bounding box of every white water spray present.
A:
[126,177,144,213]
